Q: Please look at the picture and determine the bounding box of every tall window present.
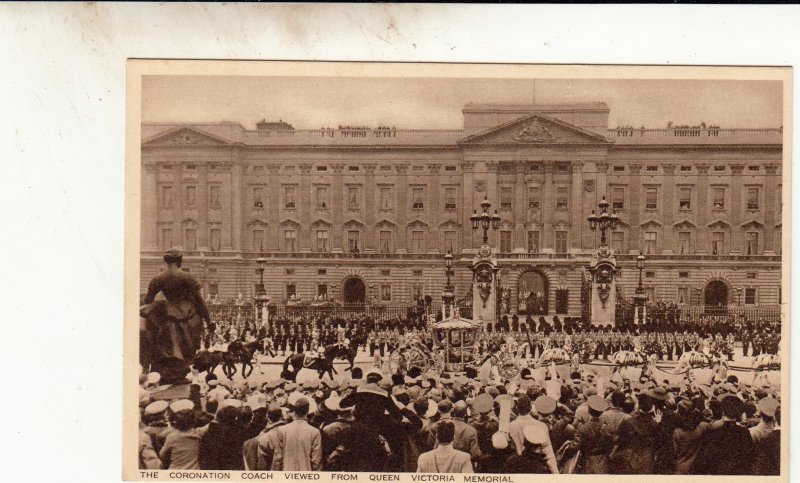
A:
[317,284,328,299]
[412,284,424,301]
[253,187,264,208]
[746,231,760,255]
[527,231,540,253]
[645,286,656,301]
[500,187,512,210]
[347,230,360,253]
[286,284,296,299]
[443,231,457,253]
[713,187,725,210]
[711,232,725,255]
[160,185,173,209]
[283,229,297,252]
[252,229,265,252]
[644,231,657,254]
[411,230,425,253]
[160,228,173,249]
[209,228,221,252]
[679,187,692,210]
[776,228,782,255]
[315,229,329,252]
[380,284,392,302]
[379,187,392,210]
[209,186,220,209]
[347,186,361,210]
[527,186,541,210]
[284,186,296,209]
[611,231,625,254]
[555,231,568,254]
[745,288,757,305]
[611,187,625,210]
[185,185,197,207]
[645,187,658,210]
[412,187,425,210]
[555,187,568,210]
[747,187,760,210]
[316,186,328,209]
[444,187,457,210]
[379,230,392,253]
[678,231,691,254]
[500,230,512,253]
[184,228,197,251]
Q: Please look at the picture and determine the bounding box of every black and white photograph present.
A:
[127,62,788,480]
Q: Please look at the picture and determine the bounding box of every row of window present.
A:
[159,226,779,256]
[159,183,777,216]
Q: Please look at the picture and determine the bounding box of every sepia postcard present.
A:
[124,61,790,482]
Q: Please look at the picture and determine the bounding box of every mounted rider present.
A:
[304,344,326,368]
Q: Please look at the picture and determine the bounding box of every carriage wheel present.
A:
[405,347,431,373]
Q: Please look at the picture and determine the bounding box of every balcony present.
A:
[241,128,464,146]
[607,128,782,145]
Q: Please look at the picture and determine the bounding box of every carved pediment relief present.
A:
[143,127,233,146]
[458,114,611,146]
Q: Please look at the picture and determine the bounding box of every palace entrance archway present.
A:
[704,280,729,307]
[518,271,549,315]
[342,277,367,304]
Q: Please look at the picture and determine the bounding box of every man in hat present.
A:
[417,421,473,473]
[500,424,551,474]
[271,396,322,471]
[142,400,170,454]
[692,393,755,474]
[320,397,355,463]
[469,393,499,470]
[575,395,613,473]
[750,397,780,475]
[507,395,559,473]
[141,248,211,384]
[610,392,663,474]
[426,400,481,462]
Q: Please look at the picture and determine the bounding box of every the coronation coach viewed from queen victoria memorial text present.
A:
[126,62,789,481]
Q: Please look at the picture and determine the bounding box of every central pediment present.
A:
[143,126,235,147]
[458,113,611,146]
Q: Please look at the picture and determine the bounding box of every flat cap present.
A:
[144,400,169,415]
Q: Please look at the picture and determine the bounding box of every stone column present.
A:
[628,164,643,254]
[266,164,281,250]
[695,163,711,253]
[142,164,158,250]
[661,163,677,253]
[461,161,476,251]
[364,164,377,250]
[513,163,526,251]
[230,163,243,251]
[300,164,313,251]
[331,164,345,250]
[730,164,745,254]
[570,161,584,252]
[427,164,441,251]
[198,163,209,250]
[541,162,554,251]
[484,161,499,248]
[395,164,409,250]
[764,163,779,252]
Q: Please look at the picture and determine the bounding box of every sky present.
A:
[142,76,783,130]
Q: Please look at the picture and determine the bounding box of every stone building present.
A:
[140,102,783,316]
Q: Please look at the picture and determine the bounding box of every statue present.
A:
[476,265,494,307]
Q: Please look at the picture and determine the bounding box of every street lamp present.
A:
[587,196,620,247]
[633,252,648,325]
[256,257,266,295]
[470,196,502,244]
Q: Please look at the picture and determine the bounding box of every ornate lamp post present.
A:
[442,249,455,319]
[255,257,269,326]
[470,196,502,245]
[587,197,620,247]
[633,252,648,326]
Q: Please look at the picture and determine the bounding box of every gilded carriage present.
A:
[431,317,481,373]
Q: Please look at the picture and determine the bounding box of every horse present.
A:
[282,345,342,382]
[326,341,358,372]
[192,349,224,376]
[233,340,263,379]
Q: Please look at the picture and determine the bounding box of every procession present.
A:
[137,92,785,477]
[138,244,781,475]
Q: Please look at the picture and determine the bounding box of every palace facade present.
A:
[140,102,783,316]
